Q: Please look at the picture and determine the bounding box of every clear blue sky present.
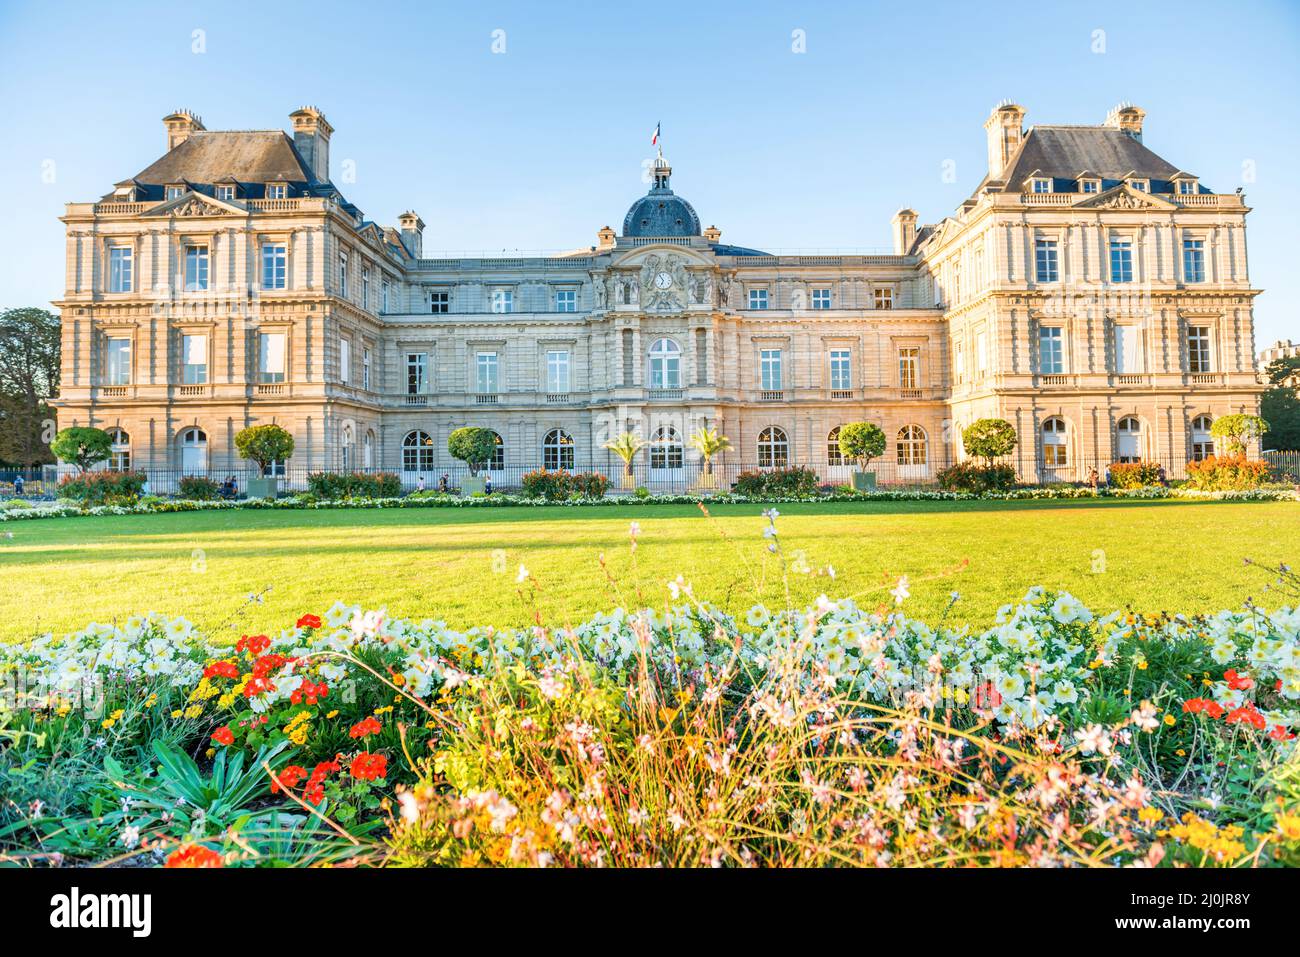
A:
[1,0,1296,346]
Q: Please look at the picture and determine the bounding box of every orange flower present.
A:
[165,844,223,868]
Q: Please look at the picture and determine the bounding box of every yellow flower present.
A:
[1138,807,1164,825]
[1175,748,1186,756]
[205,747,215,758]
[326,710,339,719]
[183,704,203,720]
[170,709,183,719]
[1137,660,1148,671]
[374,705,393,715]
[100,717,116,729]
[144,694,158,708]
[1276,813,1300,841]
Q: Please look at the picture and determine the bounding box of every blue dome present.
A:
[622,158,701,237]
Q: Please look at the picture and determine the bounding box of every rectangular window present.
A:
[1038,326,1063,374]
[406,352,427,394]
[363,348,371,390]
[1113,324,1140,374]
[898,347,919,390]
[476,352,499,393]
[184,244,209,291]
[1109,238,1133,283]
[555,289,576,312]
[811,288,832,310]
[104,337,131,385]
[338,252,348,297]
[1187,325,1212,373]
[182,334,207,384]
[491,289,513,314]
[108,246,133,292]
[759,349,783,391]
[259,332,286,383]
[975,330,989,375]
[1031,178,1051,193]
[1183,239,1205,283]
[546,350,570,392]
[1034,239,1058,283]
[1081,180,1100,193]
[215,185,235,201]
[339,337,351,384]
[748,288,768,310]
[954,340,966,382]
[829,349,852,391]
[165,185,184,200]
[873,287,893,309]
[261,242,287,289]
[1178,180,1196,195]
[1130,180,1148,192]
[266,184,287,200]
[362,266,371,309]
[382,280,391,314]
[430,290,449,313]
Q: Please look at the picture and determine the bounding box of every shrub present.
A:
[234,424,295,473]
[178,475,222,500]
[961,418,1018,467]
[306,471,402,500]
[937,461,1017,493]
[50,427,112,472]
[1185,455,1271,491]
[837,422,887,469]
[57,470,146,505]
[734,466,819,497]
[447,428,499,476]
[1107,461,1162,489]
[520,469,573,501]
[570,471,610,498]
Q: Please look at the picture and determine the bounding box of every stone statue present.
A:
[591,273,607,309]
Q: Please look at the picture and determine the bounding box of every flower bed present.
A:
[3,573,1299,868]
[1,483,1295,524]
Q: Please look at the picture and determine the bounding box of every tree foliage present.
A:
[1210,413,1268,457]
[603,432,645,476]
[688,427,730,474]
[837,422,887,469]
[0,307,60,465]
[50,426,111,472]
[234,424,296,472]
[447,427,499,475]
[1261,357,1300,451]
[961,418,1018,467]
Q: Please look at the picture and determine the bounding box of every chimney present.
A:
[891,208,918,255]
[702,225,722,242]
[398,211,425,258]
[162,109,205,150]
[1105,103,1145,142]
[289,106,334,182]
[596,225,616,249]
[984,101,1026,180]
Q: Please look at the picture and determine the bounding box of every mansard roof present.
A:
[986,125,1191,194]
[119,130,318,200]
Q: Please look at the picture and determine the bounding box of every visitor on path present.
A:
[438,473,449,493]
[417,475,426,492]
[12,476,23,496]
[484,475,493,495]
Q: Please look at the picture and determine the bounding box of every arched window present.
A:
[758,426,789,468]
[649,426,683,470]
[179,427,207,474]
[897,425,927,466]
[827,427,844,466]
[402,430,434,472]
[340,423,354,470]
[1041,417,1069,467]
[487,430,505,470]
[1191,415,1214,461]
[648,338,681,390]
[106,427,131,471]
[543,429,574,471]
[363,430,374,469]
[1116,416,1142,463]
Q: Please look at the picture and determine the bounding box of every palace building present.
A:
[53,102,1264,486]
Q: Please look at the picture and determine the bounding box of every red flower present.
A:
[290,679,329,705]
[165,844,223,868]
[236,634,271,658]
[1182,698,1206,714]
[251,653,287,680]
[349,716,382,739]
[1224,669,1254,691]
[1225,705,1267,730]
[1268,725,1296,742]
[1203,700,1226,719]
[301,758,342,805]
[297,614,323,630]
[211,725,235,746]
[203,659,239,680]
[349,752,387,781]
[271,764,307,794]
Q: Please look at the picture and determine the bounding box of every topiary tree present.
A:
[962,418,1018,469]
[604,431,645,481]
[1210,413,1269,457]
[447,427,498,476]
[688,426,731,476]
[50,426,112,472]
[837,422,887,470]
[234,423,295,474]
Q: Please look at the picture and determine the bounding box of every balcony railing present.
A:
[1040,374,1071,386]
[475,394,499,405]
[829,389,856,400]
[404,394,428,407]
[648,388,684,400]
[255,383,286,396]
[759,390,786,402]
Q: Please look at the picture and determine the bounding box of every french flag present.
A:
[651,122,660,146]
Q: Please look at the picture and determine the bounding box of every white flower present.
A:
[890,576,910,606]
[120,825,140,849]
[1075,724,1113,756]
[1052,680,1079,704]
[1131,700,1160,733]
[516,564,529,584]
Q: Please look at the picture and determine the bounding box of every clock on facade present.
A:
[653,271,673,289]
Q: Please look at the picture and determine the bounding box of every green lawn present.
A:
[3,499,1296,640]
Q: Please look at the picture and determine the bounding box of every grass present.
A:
[3,498,1296,640]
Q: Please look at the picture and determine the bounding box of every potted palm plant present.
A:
[448,427,498,495]
[689,426,731,489]
[235,424,295,498]
[604,431,644,491]
[838,422,886,491]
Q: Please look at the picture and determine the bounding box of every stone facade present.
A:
[53,103,1264,485]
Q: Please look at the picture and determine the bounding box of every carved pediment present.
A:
[1074,184,1174,210]
[147,191,245,218]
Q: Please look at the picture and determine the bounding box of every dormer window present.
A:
[1030,178,1052,194]
[1177,179,1198,195]
[266,183,288,200]
[165,184,185,200]
[113,185,136,200]
[1127,179,1148,192]
[1079,178,1100,194]
[215,185,236,202]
